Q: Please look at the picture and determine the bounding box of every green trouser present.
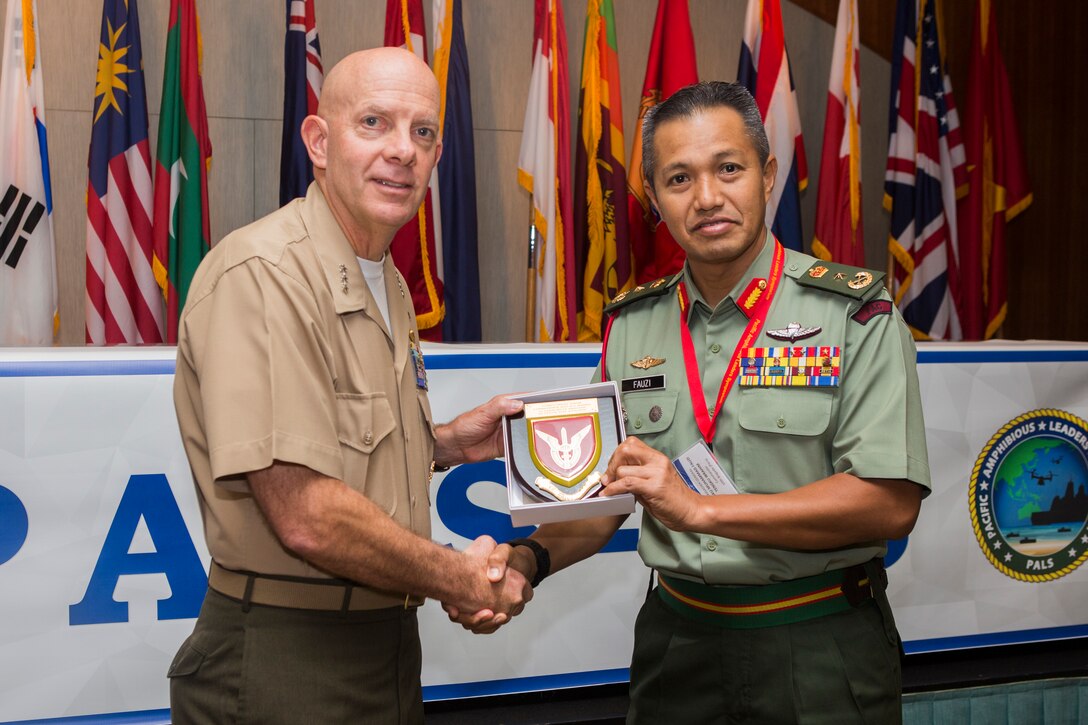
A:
[628,586,902,725]
[169,589,424,725]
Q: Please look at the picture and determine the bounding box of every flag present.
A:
[627,0,697,284]
[0,0,56,345]
[279,0,323,206]
[152,0,212,344]
[518,0,575,342]
[385,0,445,340]
[812,0,864,266]
[956,0,1031,340]
[85,0,161,345]
[574,0,632,342]
[738,0,808,252]
[433,0,481,341]
[884,0,967,340]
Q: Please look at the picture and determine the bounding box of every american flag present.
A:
[279,0,323,206]
[85,0,161,344]
[884,0,967,340]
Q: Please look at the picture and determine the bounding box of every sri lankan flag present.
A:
[574,0,632,342]
[151,0,211,343]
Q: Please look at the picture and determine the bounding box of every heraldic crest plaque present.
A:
[503,382,632,525]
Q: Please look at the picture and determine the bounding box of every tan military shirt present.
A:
[602,232,930,585]
[174,183,436,594]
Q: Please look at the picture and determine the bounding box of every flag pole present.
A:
[525,199,538,342]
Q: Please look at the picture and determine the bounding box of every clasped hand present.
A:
[440,536,532,635]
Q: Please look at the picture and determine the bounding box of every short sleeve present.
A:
[180,259,343,486]
[832,294,931,492]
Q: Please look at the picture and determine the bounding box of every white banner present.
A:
[0,342,1086,723]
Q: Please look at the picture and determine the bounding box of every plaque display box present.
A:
[502,381,634,526]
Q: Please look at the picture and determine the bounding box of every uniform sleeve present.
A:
[180,259,344,487]
[831,293,931,492]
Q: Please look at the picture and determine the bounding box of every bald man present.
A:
[168,49,529,724]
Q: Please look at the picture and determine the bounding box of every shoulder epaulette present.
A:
[603,272,681,314]
[793,260,886,301]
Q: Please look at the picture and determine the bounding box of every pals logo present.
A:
[969,409,1088,582]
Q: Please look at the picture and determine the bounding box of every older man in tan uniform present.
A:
[168,48,528,724]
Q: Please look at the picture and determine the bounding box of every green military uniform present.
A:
[601,232,930,724]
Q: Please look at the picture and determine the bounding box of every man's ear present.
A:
[643,178,660,218]
[762,154,778,204]
[300,115,329,170]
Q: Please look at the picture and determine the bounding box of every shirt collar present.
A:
[300,182,372,315]
[682,229,775,322]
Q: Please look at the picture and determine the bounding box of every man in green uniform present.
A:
[454,81,929,723]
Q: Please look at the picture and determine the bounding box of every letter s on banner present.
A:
[435,462,638,553]
[69,474,207,625]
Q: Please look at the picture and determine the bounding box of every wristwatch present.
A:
[505,537,551,588]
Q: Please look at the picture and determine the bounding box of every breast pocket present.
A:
[335,392,396,508]
[621,390,679,446]
[734,387,835,491]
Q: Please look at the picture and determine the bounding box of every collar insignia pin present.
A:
[766,322,821,343]
[631,355,666,370]
[338,264,349,294]
[848,271,874,290]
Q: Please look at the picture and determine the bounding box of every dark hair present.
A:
[641,81,770,187]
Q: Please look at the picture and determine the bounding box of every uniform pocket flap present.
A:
[621,390,678,435]
[167,640,206,679]
[738,388,833,436]
[336,393,396,453]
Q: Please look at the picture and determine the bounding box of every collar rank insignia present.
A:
[766,322,821,343]
[631,355,666,370]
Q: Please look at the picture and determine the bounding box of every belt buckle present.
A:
[840,565,872,607]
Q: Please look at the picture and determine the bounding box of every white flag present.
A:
[0,0,56,345]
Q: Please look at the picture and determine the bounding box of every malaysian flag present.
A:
[85,0,160,344]
[280,0,322,206]
[884,0,967,340]
[738,0,808,252]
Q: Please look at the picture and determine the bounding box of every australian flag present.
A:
[884,0,967,340]
[279,0,323,206]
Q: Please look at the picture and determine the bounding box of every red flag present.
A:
[956,0,1031,340]
[812,0,863,266]
[627,0,698,284]
[384,0,445,340]
[518,0,575,342]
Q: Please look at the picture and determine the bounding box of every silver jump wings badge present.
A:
[766,322,821,343]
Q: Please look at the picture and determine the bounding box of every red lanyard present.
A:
[678,240,785,443]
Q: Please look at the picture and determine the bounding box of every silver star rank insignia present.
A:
[766,322,821,343]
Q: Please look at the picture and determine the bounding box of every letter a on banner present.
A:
[70,474,206,625]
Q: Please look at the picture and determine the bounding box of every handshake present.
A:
[439,535,536,635]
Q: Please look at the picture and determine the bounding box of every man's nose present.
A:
[384,126,416,165]
[693,175,723,211]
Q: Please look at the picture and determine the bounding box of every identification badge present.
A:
[621,374,666,393]
[672,440,738,496]
[739,346,841,387]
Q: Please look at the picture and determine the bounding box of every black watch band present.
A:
[505,537,551,588]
